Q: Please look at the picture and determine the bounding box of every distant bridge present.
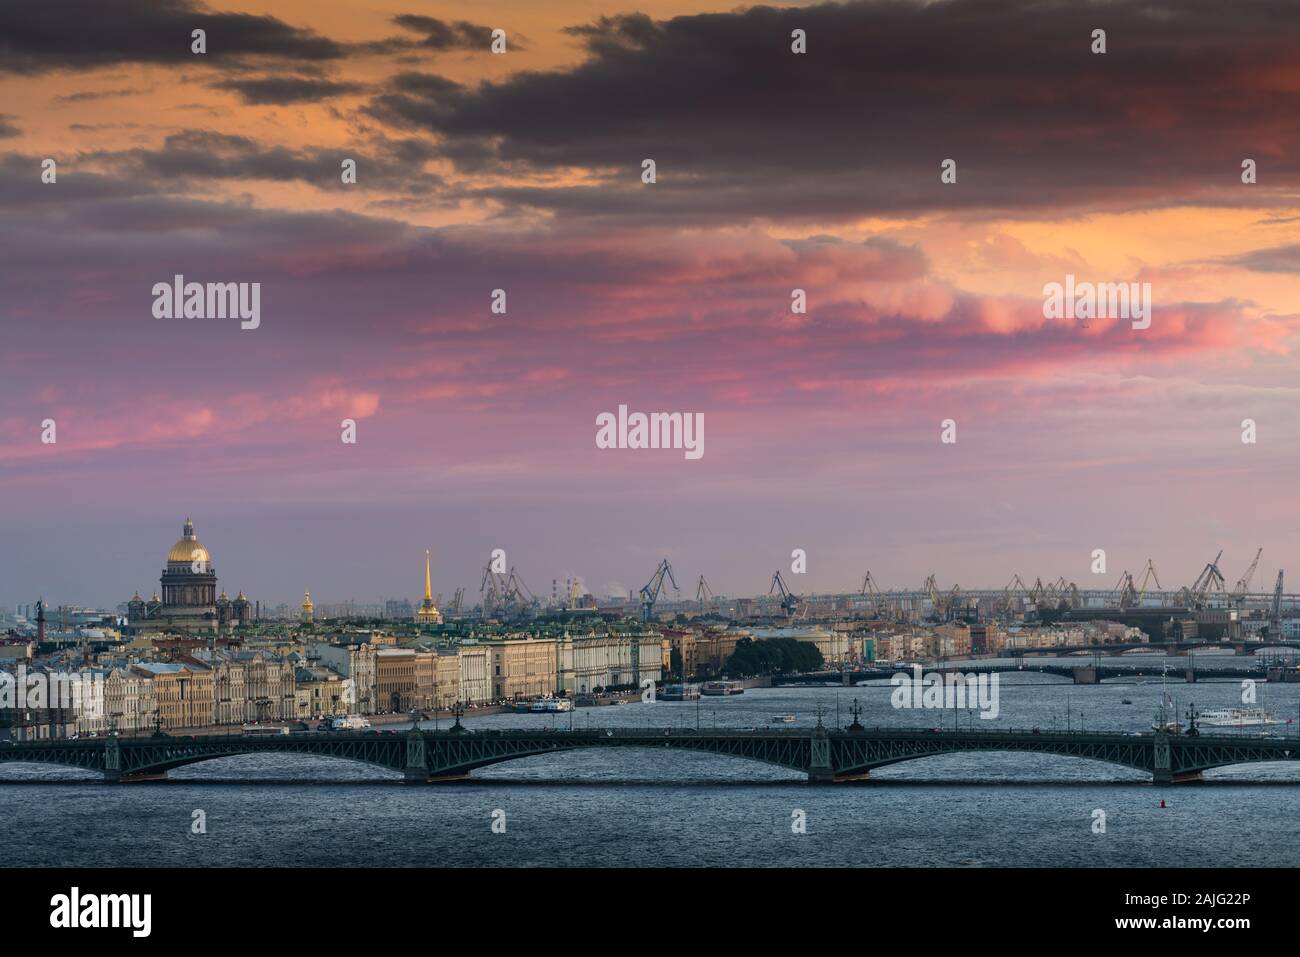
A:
[780,662,1280,685]
[1009,641,1300,657]
[2,726,1298,784]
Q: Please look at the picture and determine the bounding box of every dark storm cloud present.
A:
[0,152,156,208]
[0,0,343,74]
[390,15,499,50]
[0,116,20,139]
[366,0,1300,223]
[84,130,444,195]
[353,14,510,57]
[209,76,367,105]
[1224,244,1300,274]
[53,88,146,104]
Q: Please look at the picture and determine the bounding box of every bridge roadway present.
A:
[1010,641,1300,657]
[781,662,1272,685]
[2,725,1297,785]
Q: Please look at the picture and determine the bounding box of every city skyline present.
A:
[2,512,1293,611]
[4,1,1300,603]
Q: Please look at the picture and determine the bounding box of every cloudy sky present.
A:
[2,0,1299,609]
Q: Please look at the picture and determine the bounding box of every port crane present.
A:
[1183,549,1227,609]
[1232,548,1263,605]
[695,575,714,605]
[640,559,679,622]
[1136,560,1161,603]
[769,570,800,618]
[502,568,536,615]
[479,565,535,617]
[1268,569,1285,638]
[480,564,507,615]
[1115,571,1138,609]
[860,571,886,616]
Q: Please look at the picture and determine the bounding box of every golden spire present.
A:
[424,549,432,601]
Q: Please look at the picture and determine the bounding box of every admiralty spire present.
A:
[415,550,443,624]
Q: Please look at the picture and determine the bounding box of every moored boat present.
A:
[1198,707,1282,728]
[701,681,744,696]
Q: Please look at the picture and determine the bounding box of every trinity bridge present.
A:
[2,725,1298,784]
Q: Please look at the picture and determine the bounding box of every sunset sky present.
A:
[2,0,1299,608]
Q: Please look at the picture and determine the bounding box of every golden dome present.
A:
[302,590,314,610]
[166,517,211,566]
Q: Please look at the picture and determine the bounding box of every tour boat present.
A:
[241,724,290,736]
[323,715,370,731]
[529,697,573,713]
[1197,708,1282,728]
[771,714,796,723]
[701,681,744,696]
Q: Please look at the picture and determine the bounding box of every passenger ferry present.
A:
[701,681,744,696]
[659,683,701,701]
[771,714,796,724]
[529,697,573,714]
[241,724,290,736]
[323,715,370,731]
[1198,708,1283,728]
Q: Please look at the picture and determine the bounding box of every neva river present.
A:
[3,656,1299,867]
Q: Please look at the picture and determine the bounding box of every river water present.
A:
[3,656,1298,867]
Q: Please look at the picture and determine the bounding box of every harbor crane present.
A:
[1136,560,1161,602]
[640,559,679,622]
[479,564,507,614]
[996,574,1029,615]
[695,575,714,604]
[1232,548,1263,603]
[502,568,536,613]
[1115,570,1138,609]
[769,570,800,618]
[860,571,886,615]
[1269,569,1285,638]
[480,565,535,617]
[1188,549,1227,608]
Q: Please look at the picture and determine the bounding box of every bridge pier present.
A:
[103,770,168,783]
[1152,769,1203,785]
[1071,666,1099,685]
[808,728,834,783]
[1184,669,1196,684]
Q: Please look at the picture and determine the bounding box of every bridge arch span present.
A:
[834,745,1151,780]
[147,749,407,778]
[428,734,811,779]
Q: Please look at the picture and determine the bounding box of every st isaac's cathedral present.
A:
[126,518,250,634]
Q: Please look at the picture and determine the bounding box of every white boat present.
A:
[1198,708,1282,728]
[529,697,573,713]
[241,724,290,736]
[702,681,744,696]
[324,715,370,731]
[771,714,796,724]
